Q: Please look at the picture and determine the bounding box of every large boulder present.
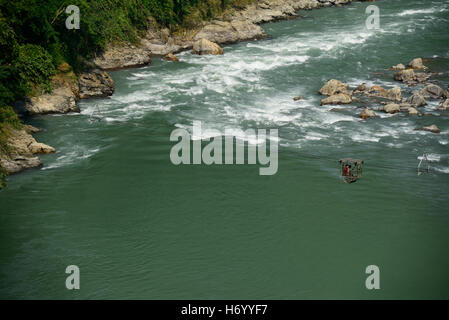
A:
[192,38,223,55]
[78,69,114,99]
[360,108,376,119]
[93,44,151,70]
[26,86,79,114]
[321,93,352,105]
[384,86,402,102]
[382,103,401,114]
[193,20,266,44]
[318,79,350,96]
[421,84,445,99]
[406,92,427,107]
[407,58,427,70]
[394,69,416,84]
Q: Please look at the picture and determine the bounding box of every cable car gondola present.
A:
[339,158,364,183]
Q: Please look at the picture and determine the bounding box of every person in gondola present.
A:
[343,164,351,176]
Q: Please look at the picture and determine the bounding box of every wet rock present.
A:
[163,53,179,62]
[384,86,402,102]
[390,63,405,71]
[368,85,386,93]
[407,57,427,70]
[407,107,419,115]
[354,83,367,93]
[321,93,352,105]
[78,69,114,99]
[438,99,449,110]
[26,86,79,114]
[382,103,401,114]
[193,20,266,44]
[415,72,431,83]
[192,39,223,55]
[421,84,445,99]
[394,69,416,84]
[293,96,303,101]
[360,108,376,119]
[93,44,151,70]
[0,125,55,174]
[406,92,427,107]
[318,79,350,96]
[415,125,440,134]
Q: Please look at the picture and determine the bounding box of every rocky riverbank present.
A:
[1,0,372,177]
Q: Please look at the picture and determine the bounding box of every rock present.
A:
[368,85,386,93]
[193,20,266,44]
[28,142,56,154]
[415,72,431,83]
[384,86,402,102]
[391,63,405,71]
[354,83,367,92]
[318,79,350,96]
[321,93,352,105]
[293,96,302,101]
[192,38,223,55]
[93,44,151,70]
[360,108,376,119]
[394,69,416,84]
[0,125,55,174]
[438,99,449,110]
[163,53,179,62]
[26,86,79,114]
[382,103,401,114]
[407,58,427,70]
[415,125,440,134]
[421,84,445,99]
[78,69,114,99]
[407,107,419,115]
[406,92,427,107]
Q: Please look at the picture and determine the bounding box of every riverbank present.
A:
[1,0,372,179]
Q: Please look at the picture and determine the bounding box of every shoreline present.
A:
[1,0,372,178]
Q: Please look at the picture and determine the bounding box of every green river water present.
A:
[1,0,449,299]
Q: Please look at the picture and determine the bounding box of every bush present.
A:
[14,44,55,93]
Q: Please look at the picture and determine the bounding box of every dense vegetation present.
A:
[0,0,254,187]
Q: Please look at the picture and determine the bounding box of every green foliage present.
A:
[15,44,55,93]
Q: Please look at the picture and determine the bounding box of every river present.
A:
[1,0,449,299]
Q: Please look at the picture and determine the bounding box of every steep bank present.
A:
[0,0,372,179]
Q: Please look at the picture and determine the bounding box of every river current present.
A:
[1,0,449,299]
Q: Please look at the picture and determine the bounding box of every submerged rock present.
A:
[438,99,449,110]
[318,79,350,96]
[293,96,303,101]
[321,93,352,105]
[192,38,223,55]
[163,53,179,62]
[360,108,376,119]
[415,125,440,134]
